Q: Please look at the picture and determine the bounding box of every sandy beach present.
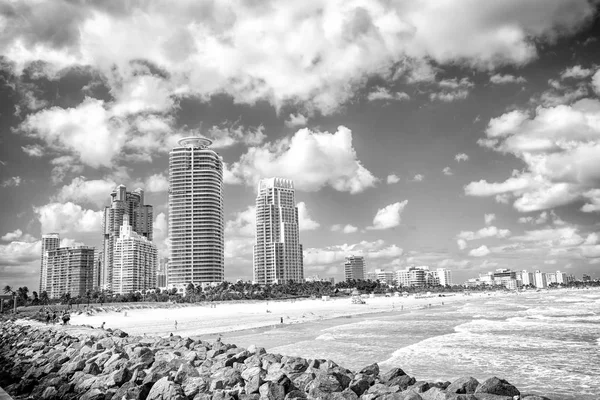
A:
[68,292,503,338]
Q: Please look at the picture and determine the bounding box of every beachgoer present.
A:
[52,312,57,324]
[45,312,50,324]
[101,322,105,329]
[170,333,173,337]
[175,320,178,330]
[280,317,283,324]
[62,313,68,325]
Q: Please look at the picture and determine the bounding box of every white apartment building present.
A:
[395,266,433,287]
[535,270,547,289]
[102,185,153,291]
[521,270,534,286]
[436,268,453,286]
[370,269,395,285]
[113,219,158,294]
[168,137,224,289]
[253,178,303,284]
[395,269,410,287]
[43,246,95,299]
[344,255,365,281]
[40,233,60,293]
[555,271,569,285]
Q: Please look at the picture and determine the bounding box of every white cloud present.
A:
[411,174,424,182]
[490,74,527,84]
[442,167,453,176]
[152,212,169,258]
[457,239,467,250]
[468,98,600,212]
[304,239,403,267]
[21,144,44,157]
[431,78,473,102]
[331,224,358,234]
[367,87,410,102]
[1,176,21,187]
[297,202,320,231]
[34,202,103,234]
[484,213,496,225]
[560,65,594,79]
[285,113,308,128]
[593,70,600,96]
[1,229,30,242]
[386,174,401,184]
[225,206,256,238]
[368,201,408,230]
[144,173,169,193]
[228,126,378,194]
[458,226,511,241]
[455,153,469,162]
[53,176,116,207]
[469,245,491,257]
[207,125,267,148]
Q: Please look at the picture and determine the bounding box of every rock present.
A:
[260,381,286,400]
[112,329,128,338]
[330,388,360,400]
[420,387,446,400]
[146,377,186,400]
[388,374,416,390]
[447,377,480,394]
[521,395,553,400]
[285,389,307,399]
[82,362,101,376]
[348,375,373,396]
[80,388,105,400]
[41,386,58,400]
[475,378,520,397]
[408,381,430,393]
[175,362,200,383]
[380,367,407,384]
[307,373,342,394]
[472,395,515,400]
[359,363,380,377]
[105,367,131,387]
[58,360,86,376]
[182,376,210,398]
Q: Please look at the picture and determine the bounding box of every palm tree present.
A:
[40,291,49,305]
[3,285,12,295]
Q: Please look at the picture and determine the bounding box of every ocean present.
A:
[223,289,600,400]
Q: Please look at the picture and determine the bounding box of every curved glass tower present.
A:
[168,137,224,288]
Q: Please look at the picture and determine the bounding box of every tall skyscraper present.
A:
[40,233,60,293]
[43,245,95,299]
[253,178,303,285]
[436,268,453,286]
[101,185,153,291]
[168,137,224,289]
[344,255,365,281]
[113,218,158,294]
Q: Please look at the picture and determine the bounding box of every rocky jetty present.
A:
[0,321,551,400]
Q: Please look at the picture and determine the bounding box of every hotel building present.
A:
[39,233,60,293]
[168,137,224,289]
[535,270,548,288]
[112,219,158,294]
[366,269,395,285]
[253,178,303,284]
[102,185,153,291]
[344,255,365,281]
[435,268,453,286]
[43,246,95,299]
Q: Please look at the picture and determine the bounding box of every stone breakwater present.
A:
[0,321,552,400]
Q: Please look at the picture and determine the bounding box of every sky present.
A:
[1,0,600,291]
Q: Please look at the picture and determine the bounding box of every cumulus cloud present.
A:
[411,174,424,182]
[457,239,468,250]
[207,124,267,148]
[34,202,103,234]
[152,212,169,258]
[1,177,21,187]
[489,74,527,84]
[53,176,116,207]
[304,239,403,267]
[430,78,474,102]
[297,202,320,231]
[1,229,35,242]
[458,226,511,241]
[285,113,308,128]
[467,98,600,212]
[225,206,256,238]
[442,167,453,176]
[593,70,600,96]
[367,87,410,102]
[227,126,378,194]
[484,213,496,225]
[469,245,491,257]
[560,65,595,79]
[386,174,400,184]
[368,201,408,230]
[21,144,44,157]
[455,153,469,162]
[144,173,169,193]
[331,224,358,234]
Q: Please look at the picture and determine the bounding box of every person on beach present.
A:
[175,320,178,330]
[101,322,105,330]
[52,312,57,324]
[280,317,283,324]
[45,312,50,324]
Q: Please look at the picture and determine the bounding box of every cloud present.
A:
[593,70,600,96]
[1,229,35,242]
[367,87,410,102]
[489,74,527,84]
[442,167,453,176]
[228,126,378,194]
[285,113,308,128]
[152,212,169,258]
[368,201,408,230]
[21,144,44,157]
[53,176,116,207]
[457,239,467,250]
[331,224,358,234]
[468,98,600,212]
[484,213,496,225]
[386,174,401,184]
[1,0,596,114]
[304,239,403,267]
[560,65,595,79]
[430,78,474,102]
[34,202,103,234]
[297,202,320,231]
[469,245,491,257]
[458,226,511,241]
[225,206,256,238]
[411,174,424,182]
[207,124,267,148]
[144,173,169,193]
[455,153,469,162]
[1,177,21,187]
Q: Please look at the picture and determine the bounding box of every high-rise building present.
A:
[367,269,394,285]
[534,270,547,288]
[43,246,95,299]
[92,251,103,290]
[101,185,153,291]
[113,218,158,294]
[40,233,60,293]
[395,269,410,287]
[253,178,303,284]
[344,255,365,281]
[157,258,168,289]
[436,268,453,286]
[168,137,224,289]
[521,270,534,286]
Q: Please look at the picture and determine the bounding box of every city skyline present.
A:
[2,1,600,290]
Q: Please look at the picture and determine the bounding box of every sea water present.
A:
[224,289,600,400]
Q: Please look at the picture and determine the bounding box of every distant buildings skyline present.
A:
[41,240,95,299]
[344,255,365,281]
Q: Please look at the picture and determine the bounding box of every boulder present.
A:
[475,378,520,397]
[182,376,210,398]
[40,386,58,400]
[80,388,105,400]
[388,374,416,390]
[380,367,407,384]
[146,377,186,400]
[447,377,480,394]
[260,381,287,400]
[359,363,380,377]
[420,387,446,400]
[307,373,342,393]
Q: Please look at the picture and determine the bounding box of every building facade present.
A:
[43,246,95,299]
[253,178,303,284]
[367,269,394,285]
[436,268,453,286]
[534,270,547,288]
[168,137,224,289]
[40,233,60,293]
[102,185,153,291]
[157,258,168,289]
[344,255,365,281]
[112,219,158,294]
